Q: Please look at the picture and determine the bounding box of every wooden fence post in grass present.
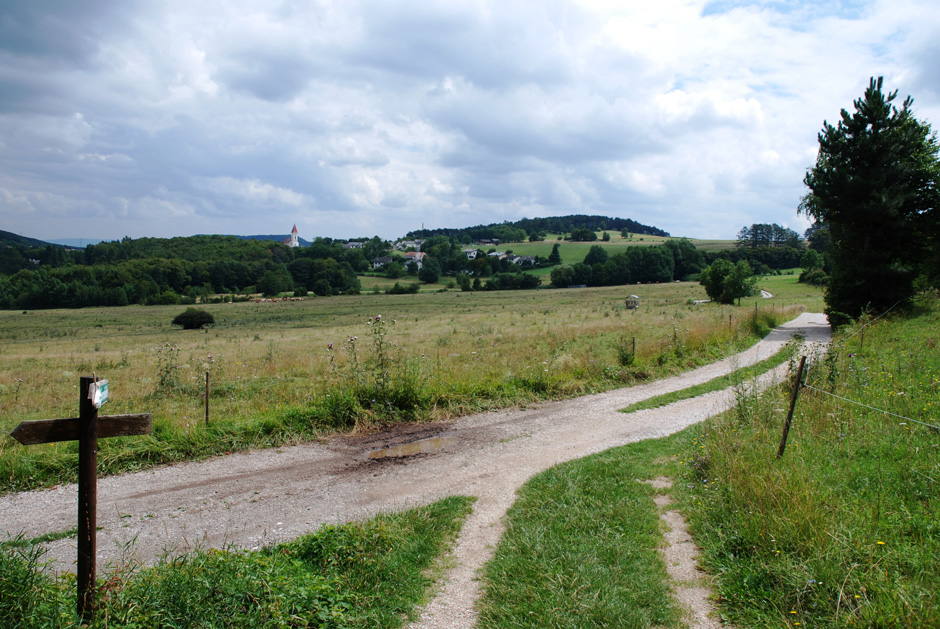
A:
[8,377,151,622]
[205,371,210,425]
[777,355,807,458]
[77,376,97,619]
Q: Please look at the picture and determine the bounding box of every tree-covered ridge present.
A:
[0,229,53,249]
[405,214,669,242]
[82,235,292,264]
[0,235,368,309]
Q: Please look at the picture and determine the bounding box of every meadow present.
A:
[0,278,816,492]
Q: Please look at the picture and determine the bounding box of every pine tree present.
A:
[801,77,940,320]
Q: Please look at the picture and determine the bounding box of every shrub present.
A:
[171,307,215,330]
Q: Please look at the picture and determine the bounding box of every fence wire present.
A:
[802,384,940,432]
[795,299,940,432]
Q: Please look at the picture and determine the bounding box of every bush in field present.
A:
[386,282,420,295]
[171,307,215,330]
[550,264,574,287]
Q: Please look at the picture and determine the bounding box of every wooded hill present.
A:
[405,214,669,242]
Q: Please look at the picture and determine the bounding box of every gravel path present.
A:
[0,313,829,627]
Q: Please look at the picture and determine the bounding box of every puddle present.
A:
[369,435,456,459]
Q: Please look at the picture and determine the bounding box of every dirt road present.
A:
[0,313,829,626]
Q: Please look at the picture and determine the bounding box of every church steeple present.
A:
[286,224,299,248]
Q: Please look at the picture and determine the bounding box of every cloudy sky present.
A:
[2,0,939,244]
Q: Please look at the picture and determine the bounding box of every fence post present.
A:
[777,356,807,458]
[77,376,98,621]
[205,371,210,425]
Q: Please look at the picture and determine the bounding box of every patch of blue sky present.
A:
[702,0,870,20]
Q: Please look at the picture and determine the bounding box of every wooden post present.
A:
[777,356,807,458]
[77,376,98,620]
[205,371,210,425]
[8,379,151,624]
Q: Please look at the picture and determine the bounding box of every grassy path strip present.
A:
[1,495,475,628]
[619,340,799,414]
[477,432,692,627]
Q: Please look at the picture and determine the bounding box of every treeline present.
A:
[0,235,371,310]
[551,240,705,287]
[406,214,669,242]
[735,223,802,249]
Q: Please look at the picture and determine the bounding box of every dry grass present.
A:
[0,281,813,489]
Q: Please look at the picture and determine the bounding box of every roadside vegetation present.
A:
[0,495,474,628]
[479,295,940,627]
[0,281,813,494]
[679,298,940,626]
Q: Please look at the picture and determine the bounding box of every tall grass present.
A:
[677,296,940,627]
[0,495,474,628]
[0,284,813,492]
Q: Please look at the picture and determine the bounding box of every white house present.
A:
[402,251,426,269]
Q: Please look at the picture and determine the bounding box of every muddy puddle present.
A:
[369,435,456,459]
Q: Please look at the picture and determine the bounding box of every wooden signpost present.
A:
[9,376,151,621]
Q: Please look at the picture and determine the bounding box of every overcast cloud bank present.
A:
[1,0,938,243]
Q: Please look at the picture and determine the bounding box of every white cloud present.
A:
[193,176,308,206]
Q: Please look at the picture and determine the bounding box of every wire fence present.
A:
[802,384,940,432]
[794,299,940,434]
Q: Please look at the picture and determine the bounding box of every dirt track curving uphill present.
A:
[0,313,830,627]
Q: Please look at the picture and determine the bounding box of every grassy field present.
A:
[505,232,672,264]
[492,231,738,264]
[0,279,817,493]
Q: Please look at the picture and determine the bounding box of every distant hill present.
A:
[405,214,669,241]
[239,234,312,247]
[0,229,57,249]
[46,238,103,248]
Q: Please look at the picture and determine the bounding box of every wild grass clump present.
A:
[677,296,940,627]
[0,496,475,628]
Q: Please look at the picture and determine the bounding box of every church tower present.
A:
[289,224,299,248]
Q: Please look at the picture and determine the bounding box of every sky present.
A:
[2,0,939,244]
